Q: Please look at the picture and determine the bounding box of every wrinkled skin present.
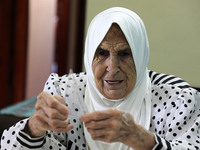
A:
[24,92,73,137]
[80,108,155,150]
[81,24,155,150]
[24,24,155,150]
[92,24,136,99]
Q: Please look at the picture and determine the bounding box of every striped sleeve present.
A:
[1,118,46,150]
[153,134,172,150]
[16,131,46,149]
[148,70,190,89]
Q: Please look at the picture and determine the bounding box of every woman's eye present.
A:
[118,51,131,57]
[98,49,109,57]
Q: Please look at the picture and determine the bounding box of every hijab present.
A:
[84,7,152,150]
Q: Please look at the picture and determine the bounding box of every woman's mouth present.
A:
[105,80,123,85]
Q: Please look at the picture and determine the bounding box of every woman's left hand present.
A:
[80,108,156,150]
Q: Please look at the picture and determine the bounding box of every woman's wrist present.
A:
[22,119,46,138]
[125,124,156,150]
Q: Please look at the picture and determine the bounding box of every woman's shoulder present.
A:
[149,70,199,108]
[148,70,190,89]
[150,82,200,144]
[150,75,200,115]
[151,83,198,101]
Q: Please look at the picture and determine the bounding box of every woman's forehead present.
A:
[105,24,124,38]
[100,24,128,44]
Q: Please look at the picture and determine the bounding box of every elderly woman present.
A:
[1,7,200,150]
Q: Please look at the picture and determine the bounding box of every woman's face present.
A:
[92,24,136,99]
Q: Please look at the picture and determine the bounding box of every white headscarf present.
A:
[84,7,152,150]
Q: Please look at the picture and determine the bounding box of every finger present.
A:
[48,118,70,128]
[87,128,110,138]
[51,119,74,133]
[53,124,74,133]
[87,128,116,143]
[54,95,66,105]
[39,92,69,116]
[37,110,73,131]
[35,110,74,133]
[42,105,68,120]
[80,108,120,122]
[36,94,68,120]
[84,118,120,130]
[35,93,48,110]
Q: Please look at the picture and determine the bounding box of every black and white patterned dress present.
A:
[1,71,200,150]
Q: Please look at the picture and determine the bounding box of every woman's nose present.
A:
[106,55,120,73]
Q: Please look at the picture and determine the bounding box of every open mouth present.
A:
[105,80,123,84]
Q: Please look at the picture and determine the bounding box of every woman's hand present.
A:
[24,92,73,137]
[80,108,156,150]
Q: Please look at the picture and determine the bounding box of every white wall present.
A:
[25,0,57,98]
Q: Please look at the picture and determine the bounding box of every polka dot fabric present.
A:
[151,84,200,149]
[1,72,88,150]
[43,72,88,150]
[1,71,200,150]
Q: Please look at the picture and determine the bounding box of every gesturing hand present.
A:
[80,108,156,150]
[80,108,135,143]
[24,92,73,137]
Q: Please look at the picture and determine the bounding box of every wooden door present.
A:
[55,0,86,75]
[0,0,28,108]
[0,0,86,109]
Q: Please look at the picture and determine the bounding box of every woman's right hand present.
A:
[24,92,73,137]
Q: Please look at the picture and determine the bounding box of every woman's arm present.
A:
[1,72,88,150]
[0,117,72,149]
[81,108,156,150]
[81,93,200,150]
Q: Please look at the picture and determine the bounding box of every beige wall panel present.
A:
[86,0,200,87]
